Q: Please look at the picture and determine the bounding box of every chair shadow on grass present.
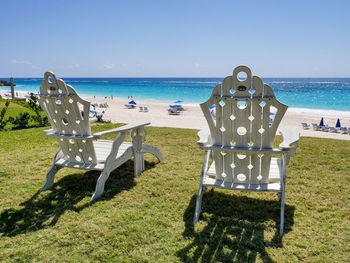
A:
[177,190,295,263]
[0,160,157,237]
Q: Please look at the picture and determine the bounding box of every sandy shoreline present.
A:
[1,90,350,141]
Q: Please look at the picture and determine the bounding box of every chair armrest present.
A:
[279,130,300,150]
[93,121,150,138]
[197,127,211,147]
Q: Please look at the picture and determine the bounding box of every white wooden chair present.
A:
[38,72,163,201]
[193,66,299,236]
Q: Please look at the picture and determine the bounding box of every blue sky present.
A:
[0,0,349,77]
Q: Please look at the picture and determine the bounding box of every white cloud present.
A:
[68,63,80,69]
[194,63,203,68]
[103,63,115,69]
[12,59,32,65]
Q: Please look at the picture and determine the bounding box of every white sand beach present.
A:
[2,90,350,141]
[89,95,350,141]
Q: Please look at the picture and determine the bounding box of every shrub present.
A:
[8,112,31,129]
[92,106,110,123]
[28,93,49,126]
[0,101,10,130]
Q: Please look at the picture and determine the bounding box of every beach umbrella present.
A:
[209,105,216,110]
[128,100,136,105]
[319,117,324,127]
[174,100,184,104]
[336,118,341,128]
[90,110,98,114]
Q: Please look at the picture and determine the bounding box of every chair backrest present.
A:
[201,66,287,184]
[39,72,97,164]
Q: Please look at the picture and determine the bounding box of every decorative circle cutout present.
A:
[237,153,247,159]
[237,71,247,81]
[62,118,68,125]
[48,76,54,84]
[237,173,246,181]
[237,100,247,109]
[237,127,247,136]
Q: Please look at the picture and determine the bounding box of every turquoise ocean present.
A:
[1,78,350,112]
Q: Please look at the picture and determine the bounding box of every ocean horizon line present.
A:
[2,76,350,79]
[1,77,350,112]
[2,88,350,116]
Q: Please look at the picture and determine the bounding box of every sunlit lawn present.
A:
[0,99,40,129]
[0,123,349,262]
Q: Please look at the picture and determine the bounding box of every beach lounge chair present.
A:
[139,106,143,112]
[143,106,148,112]
[38,72,163,201]
[339,127,348,134]
[321,125,329,132]
[329,126,339,133]
[125,100,137,109]
[301,122,310,129]
[193,66,300,236]
[312,123,320,131]
[168,108,180,115]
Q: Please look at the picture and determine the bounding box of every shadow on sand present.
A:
[177,190,295,263]
[0,160,157,237]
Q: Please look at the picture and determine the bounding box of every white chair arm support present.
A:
[93,122,150,138]
[279,130,300,151]
[43,129,95,139]
[197,127,211,147]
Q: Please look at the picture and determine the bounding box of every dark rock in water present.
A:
[0,80,16,86]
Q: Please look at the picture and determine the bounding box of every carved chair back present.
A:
[39,72,97,164]
[201,66,287,184]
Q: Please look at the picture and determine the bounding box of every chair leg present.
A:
[280,188,285,236]
[280,152,287,237]
[41,165,61,191]
[91,170,111,201]
[193,150,210,224]
[193,185,205,224]
[134,151,145,177]
[41,150,63,191]
[141,144,164,162]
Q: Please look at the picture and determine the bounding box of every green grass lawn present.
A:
[0,99,39,129]
[0,124,349,262]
